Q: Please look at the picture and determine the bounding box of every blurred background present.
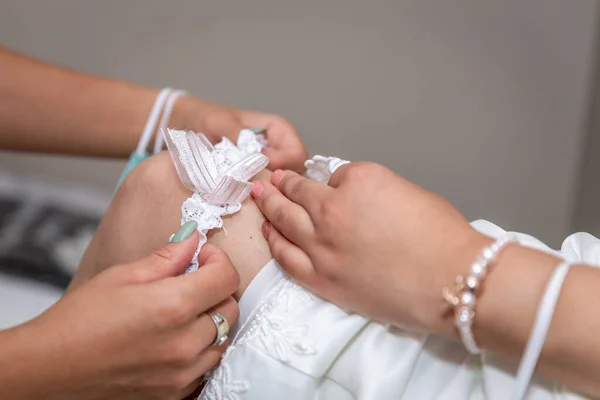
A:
[1,0,600,326]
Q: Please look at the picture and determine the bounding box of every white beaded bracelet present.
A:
[442,234,517,354]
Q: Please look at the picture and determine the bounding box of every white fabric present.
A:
[153,89,188,154]
[304,155,350,183]
[199,221,595,400]
[512,261,571,400]
[136,87,172,155]
[231,259,285,340]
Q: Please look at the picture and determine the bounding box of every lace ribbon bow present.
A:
[164,128,269,205]
[163,128,269,272]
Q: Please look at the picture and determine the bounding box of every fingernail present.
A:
[250,127,267,134]
[262,221,272,239]
[251,182,264,198]
[271,170,285,186]
[170,220,198,243]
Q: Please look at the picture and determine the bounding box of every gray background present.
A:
[1,0,599,246]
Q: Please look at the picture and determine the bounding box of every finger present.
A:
[173,245,240,314]
[251,180,315,246]
[121,231,199,285]
[196,243,230,267]
[262,222,316,285]
[180,376,206,400]
[181,340,229,397]
[195,338,229,371]
[238,111,307,172]
[326,161,354,188]
[192,296,239,350]
[179,340,227,398]
[270,169,331,215]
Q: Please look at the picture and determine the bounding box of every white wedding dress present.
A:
[199,220,594,400]
[161,129,593,400]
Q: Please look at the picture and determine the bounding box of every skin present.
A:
[0,235,240,400]
[0,45,306,398]
[6,41,596,397]
[69,157,600,398]
[70,152,273,301]
[0,46,307,171]
[251,164,600,397]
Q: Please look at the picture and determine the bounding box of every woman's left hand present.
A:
[178,97,307,173]
[251,163,488,335]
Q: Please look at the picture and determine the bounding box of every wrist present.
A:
[416,229,494,339]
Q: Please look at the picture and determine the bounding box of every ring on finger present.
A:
[208,311,229,346]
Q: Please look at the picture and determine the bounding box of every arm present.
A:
[423,233,600,395]
[0,46,160,157]
[251,164,600,397]
[0,46,307,171]
[473,245,600,396]
[0,235,240,400]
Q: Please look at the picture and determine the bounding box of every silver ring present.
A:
[209,311,229,346]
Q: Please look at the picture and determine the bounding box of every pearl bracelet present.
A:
[442,234,517,354]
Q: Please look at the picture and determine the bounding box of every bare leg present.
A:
[70,151,272,299]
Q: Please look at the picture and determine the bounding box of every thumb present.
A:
[121,224,199,284]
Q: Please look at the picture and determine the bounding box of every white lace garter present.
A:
[163,128,269,272]
[163,126,349,274]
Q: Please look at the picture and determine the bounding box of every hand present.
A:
[4,236,239,400]
[178,97,307,173]
[251,163,488,334]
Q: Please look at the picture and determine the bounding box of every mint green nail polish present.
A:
[250,127,267,134]
[170,221,198,243]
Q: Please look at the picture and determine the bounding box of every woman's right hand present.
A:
[2,234,239,400]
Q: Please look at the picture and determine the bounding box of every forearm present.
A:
[481,245,600,395]
[0,46,165,157]
[434,240,600,396]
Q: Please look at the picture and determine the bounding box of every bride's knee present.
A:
[92,154,272,298]
[72,153,186,287]
[117,151,187,206]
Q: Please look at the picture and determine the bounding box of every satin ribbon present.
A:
[162,128,269,273]
[163,129,269,206]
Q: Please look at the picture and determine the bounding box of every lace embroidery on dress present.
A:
[199,278,318,399]
[201,358,250,400]
[163,128,268,272]
[240,279,318,362]
[198,155,349,399]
